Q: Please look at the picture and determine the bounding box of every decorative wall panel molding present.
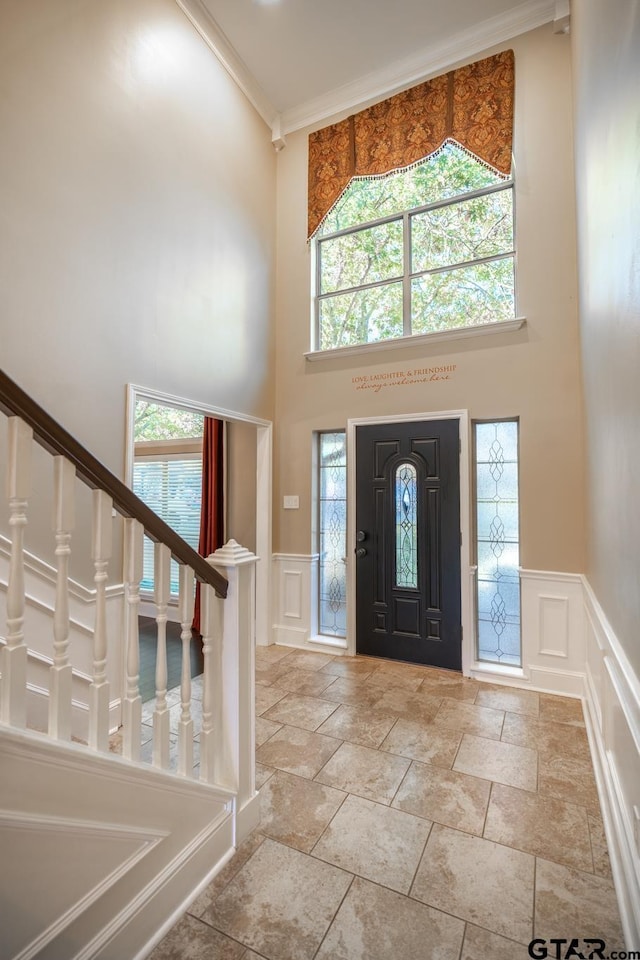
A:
[583,579,640,948]
[271,554,347,652]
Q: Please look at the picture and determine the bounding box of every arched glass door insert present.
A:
[395,462,418,589]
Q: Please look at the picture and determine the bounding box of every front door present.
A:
[355,419,461,670]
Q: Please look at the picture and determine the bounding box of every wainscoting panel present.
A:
[271,554,347,652]
[583,579,640,948]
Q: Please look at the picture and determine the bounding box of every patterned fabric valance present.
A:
[308,50,514,238]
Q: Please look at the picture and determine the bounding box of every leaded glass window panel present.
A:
[319,432,347,637]
[474,420,520,665]
[395,462,418,589]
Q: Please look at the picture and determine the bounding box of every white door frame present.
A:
[125,384,272,647]
[346,409,474,676]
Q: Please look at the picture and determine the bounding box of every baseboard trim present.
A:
[235,790,260,844]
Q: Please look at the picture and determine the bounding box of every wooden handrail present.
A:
[0,369,228,598]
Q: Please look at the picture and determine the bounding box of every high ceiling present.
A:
[178,0,562,135]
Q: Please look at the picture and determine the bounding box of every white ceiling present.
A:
[177,0,561,137]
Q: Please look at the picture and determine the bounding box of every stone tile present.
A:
[484,783,593,872]
[320,676,386,708]
[255,716,282,748]
[418,675,480,702]
[315,741,410,804]
[366,668,426,692]
[393,760,491,836]
[588,813,612,879]
[316,703,397,748]
[273,668,337,697]
[262,692,338,731]
[189,832,266,917]
[539,692,585,726]
[312,793,431,893]
[141,687,181,723]
[148,914,246,959]
[277,649,334,672]
[453,733,538,792]
[501,712,591,761]
[535,857,625,948]
[320,658,377,679]
[411,824,535,944]
[380,718,462,768]
[202,838,352,960]
[259,770,346,852]
[461,924,532,960]
[372,659,430,681]
[254,661,289,685]
[255,644,293,662]
[315,876,464,960]
[474,683,540,717]
[255,762,275,789]
[433,699,505,740]
[538,752,601,813]
[255,724,341,779]
[373,687,442,723]
[255,682,287,716]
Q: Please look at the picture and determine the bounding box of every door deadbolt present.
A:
[356,530,367,542]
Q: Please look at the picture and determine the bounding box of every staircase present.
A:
[0,370,259,960]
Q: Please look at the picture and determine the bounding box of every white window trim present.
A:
[305,317,526,362]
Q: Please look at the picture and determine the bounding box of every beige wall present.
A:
[226,420,257,553]
[274,25,585,573]
[0,0,276,579]
[572,2,640,677]
[0,0,275,463]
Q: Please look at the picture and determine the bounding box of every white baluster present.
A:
[48,456,75,740]
[1,418,32,727]
[122,518,143,760]
[199,583,217,783]
[177,564,195,777]
[88,489,112,751]
[153,542,171,770]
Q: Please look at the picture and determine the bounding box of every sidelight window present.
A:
[474,420,521,665]
[318,431,347,637]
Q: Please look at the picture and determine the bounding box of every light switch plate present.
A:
[283,495,299,509]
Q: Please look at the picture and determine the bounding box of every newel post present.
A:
[207,539,259,843]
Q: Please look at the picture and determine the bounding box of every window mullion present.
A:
[403,212,411,336]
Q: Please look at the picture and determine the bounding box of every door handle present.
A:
[355,547,367,559]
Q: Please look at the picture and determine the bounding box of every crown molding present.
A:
[174,0,277,128]
[280,0,556,134]
[175,0,556,140]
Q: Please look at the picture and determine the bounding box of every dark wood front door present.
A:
[355,419,461,670]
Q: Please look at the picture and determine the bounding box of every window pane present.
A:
[320,220,403,294]
[320,142,505,234]
[411,189,513,273]
[411,257,515,333]
[319,432,347,638]
[133,457,202,596]
[395,463,418,589]
[475,420,520,666]
[319,282,403,349]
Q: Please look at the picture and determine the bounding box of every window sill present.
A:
[305,317,526,363]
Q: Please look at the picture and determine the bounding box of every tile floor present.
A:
[149,646,624,960]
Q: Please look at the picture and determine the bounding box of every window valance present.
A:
[307,50,514,238]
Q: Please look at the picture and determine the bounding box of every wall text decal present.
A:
[351,365,457,393]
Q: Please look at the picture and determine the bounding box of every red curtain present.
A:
[193,417,224,633]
